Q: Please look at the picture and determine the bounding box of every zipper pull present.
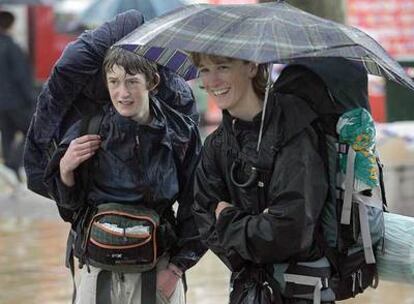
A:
[351,272,356,296]
[135,135,140,146]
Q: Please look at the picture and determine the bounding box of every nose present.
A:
[118,82,130,98]
[202,70,221,89]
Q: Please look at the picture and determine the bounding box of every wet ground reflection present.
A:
[0,192,413,303]
[0,218,72,304]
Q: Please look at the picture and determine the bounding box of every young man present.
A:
[24,10,198,200]
[45,47,205,304]
[192,54,330,303]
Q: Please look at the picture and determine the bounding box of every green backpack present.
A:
[271,60,386,303]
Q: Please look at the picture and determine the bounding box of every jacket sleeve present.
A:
[169,125,207,272]
[195,129,328,265]
[193,134,245,271]
[157,67,199,124]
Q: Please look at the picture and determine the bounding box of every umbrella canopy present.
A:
[77,0,187,29]
[115,1,414,91]
[0,0,46,3]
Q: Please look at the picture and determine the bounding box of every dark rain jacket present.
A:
[0,33,35,111]
[193,88,329,274]
[24,10,198,198]
[45,99,205,271]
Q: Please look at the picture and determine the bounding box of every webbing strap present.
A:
[96,270,112,304]
[353,190,383,210]
[341,147,356,225]
[65,229,77,304]
[358,203,376,264]
[141,268,156,304]
[80,112,104,197]
[284,274,323,304]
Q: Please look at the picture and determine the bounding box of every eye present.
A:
[127,77,144,87]
[127,79,139,85]
[107,79,118,86]
[218,65,229,71]
[199,67,209,75]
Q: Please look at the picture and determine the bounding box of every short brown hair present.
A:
[189,52,268,99]
[103,47,158,89]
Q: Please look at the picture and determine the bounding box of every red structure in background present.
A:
[347,0,414,122]
[28,5,76,82]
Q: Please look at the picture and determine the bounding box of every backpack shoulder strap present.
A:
[66,111,104,304]
[78,112,105,198]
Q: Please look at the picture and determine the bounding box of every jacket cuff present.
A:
[214,206,238,235]
[54,176,82,210]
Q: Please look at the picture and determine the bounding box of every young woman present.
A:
[192,53,330,303]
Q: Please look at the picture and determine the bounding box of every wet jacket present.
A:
[193,91,328,272]
[24,10,198,198]
[0,33,35,111]
[45,99,205,271]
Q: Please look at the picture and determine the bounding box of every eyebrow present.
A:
[106,76,119,80]
[199,60,231,68]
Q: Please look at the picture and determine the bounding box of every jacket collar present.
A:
[108,96,167,131]
[221,89,318,148]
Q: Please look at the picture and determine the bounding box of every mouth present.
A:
[118,100,133,106]
[211,88,230,96]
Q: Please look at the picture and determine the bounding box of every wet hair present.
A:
[0,11,15,31]
[103,47,159,90]
[189,52,269,99]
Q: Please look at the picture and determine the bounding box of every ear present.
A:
[247,63,258,78]
[149,73,160,91]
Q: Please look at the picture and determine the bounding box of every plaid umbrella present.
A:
[115,1,414,91]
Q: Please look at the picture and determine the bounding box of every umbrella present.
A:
[76,0,187,29]
[0,0,46,3]
[115,1,414,92]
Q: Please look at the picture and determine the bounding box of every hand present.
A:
[156,263,182,299]
[59,134,101,186]
[215,201,233,220]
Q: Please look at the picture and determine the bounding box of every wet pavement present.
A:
[0,181,413,303]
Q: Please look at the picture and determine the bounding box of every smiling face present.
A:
[198,55,261,119]
[106,64,152,123]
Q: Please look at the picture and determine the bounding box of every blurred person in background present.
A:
[0,10,35,185]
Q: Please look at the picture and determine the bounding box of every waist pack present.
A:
[80,203,160,273]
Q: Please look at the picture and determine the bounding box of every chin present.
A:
[117,109,133,118]
[215,100,231,111]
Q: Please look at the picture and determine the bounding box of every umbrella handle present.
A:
[230,161,258,188]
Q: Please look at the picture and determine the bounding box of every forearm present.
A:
[214,204,309,264]
[169,239,207,272]
[59,164,75,187]
[169,214,207,271]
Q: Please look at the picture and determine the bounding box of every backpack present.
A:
[270,59,386,303]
